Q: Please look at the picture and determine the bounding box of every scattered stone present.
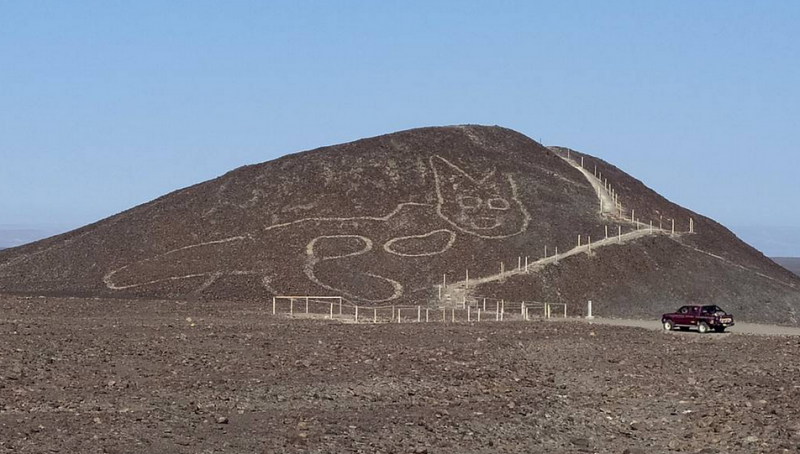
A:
[622,448,646,454]
[571,438,592,449]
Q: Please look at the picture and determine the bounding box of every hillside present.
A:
[1,125,798,324]
[774,257,800,277]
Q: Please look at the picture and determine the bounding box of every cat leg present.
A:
[303,235,404,303]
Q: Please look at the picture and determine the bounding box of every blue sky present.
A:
[1,1,799,255]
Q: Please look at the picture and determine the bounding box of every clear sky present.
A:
[1,1,799,255]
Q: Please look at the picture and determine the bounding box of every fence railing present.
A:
[270,296,567,324]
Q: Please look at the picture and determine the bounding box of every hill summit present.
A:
[1,125,798,323]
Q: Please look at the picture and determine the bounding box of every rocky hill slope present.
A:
[1,125,798,324]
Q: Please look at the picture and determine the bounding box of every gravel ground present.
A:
[2,296,800,453]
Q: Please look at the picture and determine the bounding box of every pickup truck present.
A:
[661,305,734,333]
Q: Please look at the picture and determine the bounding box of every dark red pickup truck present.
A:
[662,305,734,333]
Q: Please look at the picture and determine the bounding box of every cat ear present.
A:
[430,156,497,186]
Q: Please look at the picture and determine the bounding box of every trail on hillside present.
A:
[441,149,798,316]
[441,151,666,304]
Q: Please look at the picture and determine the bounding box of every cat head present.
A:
[431,156,530,238]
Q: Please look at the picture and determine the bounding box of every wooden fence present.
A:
[270,296,567,324]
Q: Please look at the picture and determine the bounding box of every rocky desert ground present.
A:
[2,295,800,454]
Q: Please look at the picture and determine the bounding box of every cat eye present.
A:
[457,195,482,209]
[488,197,510,210]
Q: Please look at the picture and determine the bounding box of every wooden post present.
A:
[605,225,608,238]
[443,274,446,290]
[355,306,359,323]
[501,262,505,275]
[289,298,294,316]
[564,304,567,318]
[451,308,455,323]
[588,236,592,253]
[525,256,529,272]
[581,156,584,168]
[397,308,401,323]
[438,285,442,300]
[618,225,622,243]
[594,164,597,176]
[631,209,635,223]
[650,220,653,232]
[467,305,471,322]
[518,256,521,271]
[465,269,469,289]
[477,309,481,321]
[554,246,559,263]
[272,297,276,315]
[500,300,505,321]
[391,306,395,322]
[483,298,486,311]
[521,302,525,316]
[330,303,334,319]
[578,234,582,247]
[417,306,421,323]
[495,301,500,321]
[660,215,663,230]
[305,297,309,314]
[544,245,548,258]
[672,219,675,236]
[339,299,342,315]
[374,308,377,323]
[426,308,429,322]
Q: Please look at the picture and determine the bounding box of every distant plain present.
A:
[773,257,800,276]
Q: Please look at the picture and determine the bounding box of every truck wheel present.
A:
[663,320,674,331]
[698,322,710,334]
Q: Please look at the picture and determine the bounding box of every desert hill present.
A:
[1,125,798,324]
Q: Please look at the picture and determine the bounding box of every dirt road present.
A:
[573,317,800,336]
